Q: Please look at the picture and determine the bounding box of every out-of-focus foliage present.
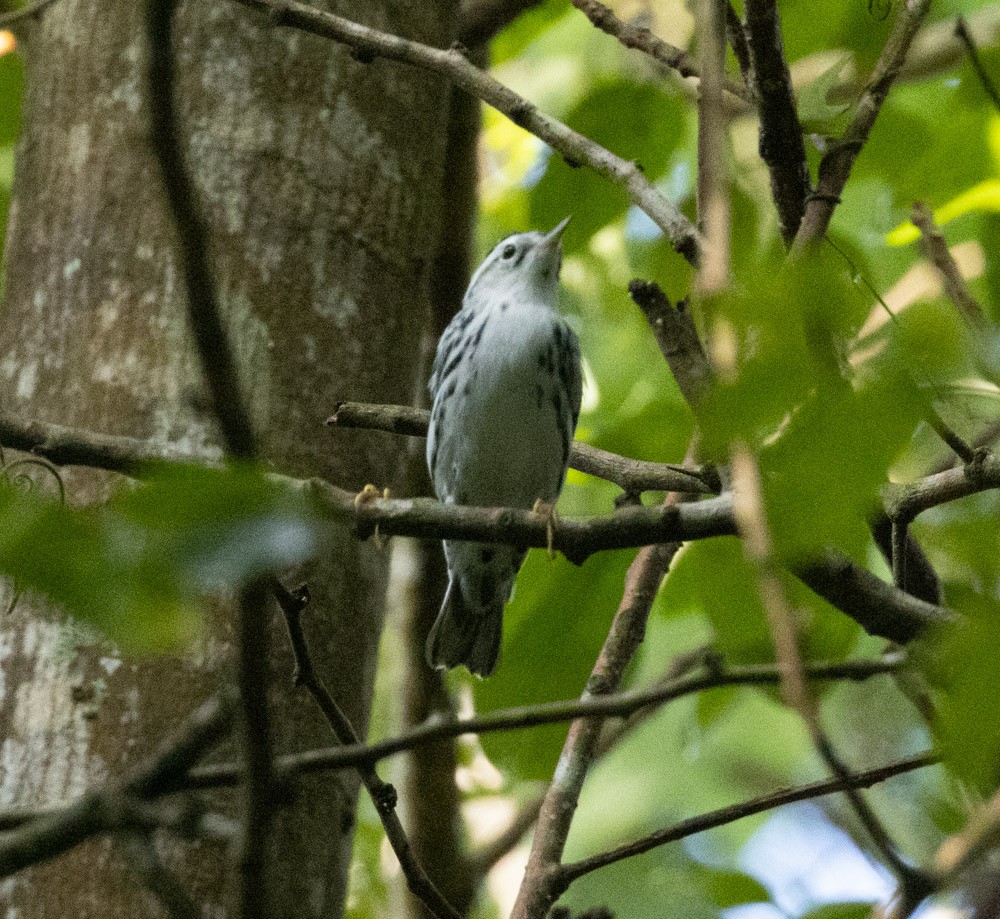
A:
[0,463,318,649]
[4,0,1000,915]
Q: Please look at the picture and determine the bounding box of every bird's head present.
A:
[465,217,571,308]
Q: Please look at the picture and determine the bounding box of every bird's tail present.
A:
[425,580,503,678]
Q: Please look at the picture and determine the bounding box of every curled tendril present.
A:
[1,457,66,502]
[0,453,67,616]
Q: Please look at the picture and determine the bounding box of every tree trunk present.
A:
[0,0,456,915]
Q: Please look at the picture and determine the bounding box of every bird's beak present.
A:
[542,216,572,247]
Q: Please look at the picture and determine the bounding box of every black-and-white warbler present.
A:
[425,218,582,677]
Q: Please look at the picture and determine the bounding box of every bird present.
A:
[425,218,582,677]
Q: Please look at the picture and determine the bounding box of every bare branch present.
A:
[555,752,937,885]
[912,202,987,326]
[0,695,232,876]
[569,0,753,104]
[955,15,1000,113]
[793,0,932,251]
[744,0,810,243]
[269,582,461,919]
[226,0,703,265]
[118,831,203,919]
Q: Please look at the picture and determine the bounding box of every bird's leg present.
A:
[532,498,559,560]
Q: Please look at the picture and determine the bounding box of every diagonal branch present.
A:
[793,0,932,251]
[226,0,703,265]
[569,0,753,103]
[555,752,937,885]
[270,583,461,919]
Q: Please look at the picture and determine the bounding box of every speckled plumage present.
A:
[426,219,582,677]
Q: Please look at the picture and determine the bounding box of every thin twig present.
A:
[744,0,810,243]
[911,202,986,326]
[554,752,937,885]
[569,0,753,103]
[725,3,752,83]
[0,695,233,876]
[793,0,932,250]
[955,15,1000,113]
[180,655,902,792]
[146,3,273,915]
[227,0,703,265]
[0,656,903,838]
[269,581,461,919]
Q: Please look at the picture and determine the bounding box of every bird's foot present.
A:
[355,484,391,549]
[354,483,391,508]
[532,498,559,560]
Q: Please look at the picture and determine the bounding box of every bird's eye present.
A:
[501,244,517,260]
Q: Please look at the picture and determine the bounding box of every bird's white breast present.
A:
[429,300,572,510]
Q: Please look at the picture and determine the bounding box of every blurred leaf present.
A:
[659,538,858,666]
[928,587,1000,794]
[531,80,686,248]
[475,548,635,780]
[798,53,853,134]
[0,464,317,650]
[799,904,876,919]
[760,377,921,561]
[691,865,770,908]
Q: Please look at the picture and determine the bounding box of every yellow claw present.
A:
[354,484,391,508]
[532,498,559,560]
[355,484,392,549]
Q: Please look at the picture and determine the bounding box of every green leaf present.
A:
[475,548,635,780]
[927,587,1000,794]
[691,865,770,908]
[530,80,686,248]
[0,464,318,650]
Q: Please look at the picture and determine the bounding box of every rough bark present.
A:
[0,0,456,915]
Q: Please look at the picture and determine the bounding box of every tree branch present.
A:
[0,408,955,637]
[146,2,274,912]
[553,752,937,886]
[226,0,703,265]
[743,0,810,243]
[912,201,987,326]
[269,583,461,919]
[569,0,753,104]
[0,695,232,876]
[793,0,932,250]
